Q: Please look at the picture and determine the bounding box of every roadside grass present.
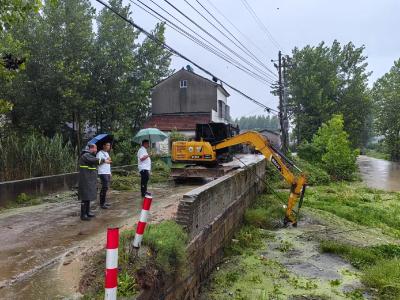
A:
[320,240,400,299]
[111,159,171,191]
[305,182,400,237]
[142,220,188,275]
[244,192,286,230]
[364,149,390,161]
[81,221,188,298]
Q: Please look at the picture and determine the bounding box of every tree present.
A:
[234,114,279,131]
[298,114,358,180]
[0,0,42,114]
[373,59,400,161]
[286,40,372,148]
[91,0,138,132]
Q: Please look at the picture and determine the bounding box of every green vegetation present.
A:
[286,40,372,148]
[363,259,400,299]
[1,0,172,180]
[233,114,279,131]
[295,158,330,186]
[15,193,41,206]
[305,183,400,237]
[244,192,286,230]
[298,115,358,180]
[142,220,188,275]
[372,59,400,161]
[0,133,76,181]
[111,159,170,191]
[364,149,390,160]
[321,240,400,299]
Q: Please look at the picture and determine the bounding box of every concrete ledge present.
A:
[176,155,265,238]
[0,164,137,206]
[0,173,78,206]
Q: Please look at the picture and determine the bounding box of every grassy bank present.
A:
[305,183,400,238]
[201,163,400,299]
[80,220,188,299]
[111,159,171,191]
[364,149,390,160]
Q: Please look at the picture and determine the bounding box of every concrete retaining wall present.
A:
[139,155,266,300]
[0,164,137,206]
[0,173,78,206]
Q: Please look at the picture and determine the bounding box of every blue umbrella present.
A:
[87,133,113,148]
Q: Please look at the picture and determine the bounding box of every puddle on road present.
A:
[357,155,400,191]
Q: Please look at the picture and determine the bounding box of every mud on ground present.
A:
[0,182,198,300]
[200,208,399,300]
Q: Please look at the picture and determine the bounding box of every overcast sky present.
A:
[91,0,400,119]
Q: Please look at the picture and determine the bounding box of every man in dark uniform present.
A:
[78,143,111,221]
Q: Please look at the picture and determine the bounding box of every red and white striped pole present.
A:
[132,193,153,248]
[105,227,119,300]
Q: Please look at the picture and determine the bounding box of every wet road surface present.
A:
[357,155,400,191]
[0,183,199,299]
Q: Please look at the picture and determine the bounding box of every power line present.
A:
[240,0,281,50]
[161,0,276,82]
[185,0,277,79]
[203,0,269,59]
[94,0,279,114]
[130,0,274,85]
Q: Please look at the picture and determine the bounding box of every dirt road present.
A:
[0,182,199,300]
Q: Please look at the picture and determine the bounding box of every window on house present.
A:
[225,105,230,120]
[180,80,187,88]
[218,100,223,118]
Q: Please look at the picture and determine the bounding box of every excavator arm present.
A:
[213,131,307,226]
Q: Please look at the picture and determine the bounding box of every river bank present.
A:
[200,158,400,300]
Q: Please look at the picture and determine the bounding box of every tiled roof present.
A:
[143,114,211,131]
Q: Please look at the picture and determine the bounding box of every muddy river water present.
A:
[357,155,400,191]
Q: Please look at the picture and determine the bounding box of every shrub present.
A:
[298,115,358,181]
[297,141,323,163]
[295,159,330,186]
[142,220,188,274]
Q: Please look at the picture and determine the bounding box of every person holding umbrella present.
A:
[133,128,168,197]
[97,142,112,209]
[78,143,111,221]
[137,140,151,197]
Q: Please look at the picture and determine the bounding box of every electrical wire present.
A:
[185,0,277,79]
[162,0,276,82]
[203,0,269,59]
[94,0,279,114]
[131,0,275,85]
[240,0,281,50]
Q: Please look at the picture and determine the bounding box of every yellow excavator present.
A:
[171,130,307,226]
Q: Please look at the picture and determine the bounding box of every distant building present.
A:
[143,67,232,153]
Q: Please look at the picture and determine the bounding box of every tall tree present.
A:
[8,0,95,151]
[372,59,400,161]
[91,0,138,132]
[286,40,371,148]
[129,22,172,131]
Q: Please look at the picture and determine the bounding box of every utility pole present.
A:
[282,56,289,152]
[277,51,288,154]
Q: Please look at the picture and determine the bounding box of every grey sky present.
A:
[91,0,400,119]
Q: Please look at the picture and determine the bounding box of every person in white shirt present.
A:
[96,143,112,209]
[137,140,151,197]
